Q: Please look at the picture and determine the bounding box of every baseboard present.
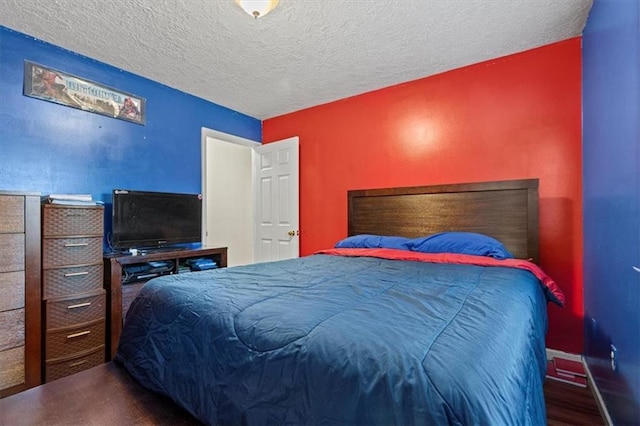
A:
[546,348,582,363]
[546,348,613,426]
[583,358,614,426]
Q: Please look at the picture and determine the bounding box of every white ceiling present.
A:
[0,0,593,120]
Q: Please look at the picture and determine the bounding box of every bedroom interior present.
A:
[0,0,638,424]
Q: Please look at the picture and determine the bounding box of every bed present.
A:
[115,178,564,425]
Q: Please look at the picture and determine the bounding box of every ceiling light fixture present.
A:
[235,0,280,19]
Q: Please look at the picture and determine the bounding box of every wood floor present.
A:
[545,378,606,425]
[0,362,605,425]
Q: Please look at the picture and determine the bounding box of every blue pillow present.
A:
[406,232,514,259]
[335,234,410,250]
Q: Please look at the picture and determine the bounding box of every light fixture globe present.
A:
[235,0,280,19]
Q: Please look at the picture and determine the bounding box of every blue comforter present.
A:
[116,254,549,425]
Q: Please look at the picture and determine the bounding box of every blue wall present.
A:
[583,0,640,423]
[0,26,261,200]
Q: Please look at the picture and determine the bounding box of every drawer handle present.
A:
[64,243,89,247]
[67,302,91,310]
[69,360,88,368]
[64,271,89,277]
[67,330,91,339]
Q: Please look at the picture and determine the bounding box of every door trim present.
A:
[201,128,260,245]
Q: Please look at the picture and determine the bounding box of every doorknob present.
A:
[288,230,296,237]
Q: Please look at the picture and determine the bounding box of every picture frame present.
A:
[23,60,146,125]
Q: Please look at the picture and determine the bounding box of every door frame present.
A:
[200,127,260,247]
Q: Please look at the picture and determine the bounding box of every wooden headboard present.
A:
[348,179,539,263]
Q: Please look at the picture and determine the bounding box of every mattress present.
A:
[116,251,553,425]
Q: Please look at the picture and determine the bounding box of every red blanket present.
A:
[315,248,565,307]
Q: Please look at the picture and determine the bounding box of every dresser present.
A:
[41,204,105,382]
[0,191,41,398]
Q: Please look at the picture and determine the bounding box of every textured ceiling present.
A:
[0,0,593,120]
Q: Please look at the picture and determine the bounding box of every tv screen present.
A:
[112,189,202,250]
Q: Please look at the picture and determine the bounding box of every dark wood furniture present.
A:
[0,362,603,426]
[41,204,106,382]
[0,362,199,425]
[348,178,539,263]
[104,246,228,359]
[0,191,41,398]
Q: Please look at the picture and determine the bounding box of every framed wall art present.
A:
[23,61,146,125]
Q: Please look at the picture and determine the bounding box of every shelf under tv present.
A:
[103,246,228,360]
[136,246,188,254]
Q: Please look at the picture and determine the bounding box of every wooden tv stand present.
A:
[103,246,227,360]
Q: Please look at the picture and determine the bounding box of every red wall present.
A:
[263,39,583,354]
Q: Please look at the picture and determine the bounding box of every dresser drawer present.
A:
[0,309,24,351]
[0,234,24,273]
[44,346,104,382]
[43,264,103,299]
[0,195,24,234]
[45,291,105,329]
[43,206,103,237]
[42,237,102,268]
[45,319,104,360]
[0,271,24,312]
[0,346,24,390]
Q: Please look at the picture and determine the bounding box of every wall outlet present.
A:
[610,344,617,372]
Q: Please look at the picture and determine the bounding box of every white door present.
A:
[253,137,299,263]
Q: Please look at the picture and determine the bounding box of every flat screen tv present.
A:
[112,189,202,251]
